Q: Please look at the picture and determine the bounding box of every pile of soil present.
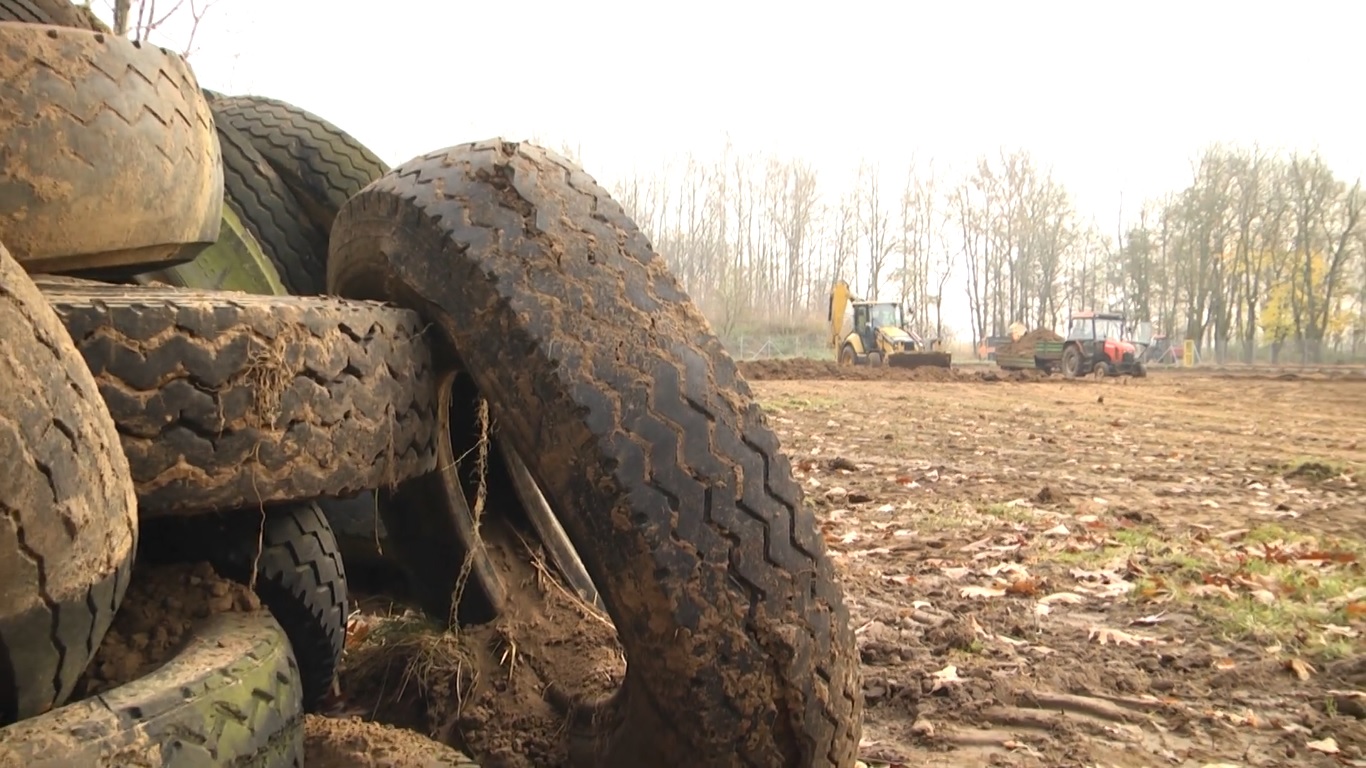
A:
[76,561,261,695]
[997,328,1063,358]
[341,533,624,768]
[305,714,479,768]
[737,358,1045,383]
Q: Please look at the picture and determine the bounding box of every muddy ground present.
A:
[83,362,1360,767]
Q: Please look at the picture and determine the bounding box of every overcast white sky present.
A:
[94,0,1366,335]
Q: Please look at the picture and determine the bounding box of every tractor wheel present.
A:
[1093,362,1109,379]
[211,95,390,238]
[1133,362,1148,378]
[212,116,330,295]
[838,344,857,366]
[1061,345,1083,378]
[0,612,304,767]
[0,23,221,275]
[36,280,439,517]
[0,0,107,28]
[0,245,137,725]
[867,351,883,367]
[138,503,347,712]
[328,139,861,767]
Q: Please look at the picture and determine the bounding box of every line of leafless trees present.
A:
[611,143,1366,364]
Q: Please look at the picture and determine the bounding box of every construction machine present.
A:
[1059,310,1150,378]
[828,280,952,369]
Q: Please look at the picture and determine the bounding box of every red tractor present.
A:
[1060,311,1148,378]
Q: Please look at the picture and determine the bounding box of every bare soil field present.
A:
[330,362,1364,767]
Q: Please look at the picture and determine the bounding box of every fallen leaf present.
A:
[1130,611,1168,626]
[1088,626,1158,646]
[929,665,963,692]
[1041,524,1071,537]
[1006,579,1041,597]
[1038,592,1086,605]
[960,586,1007,599]
[1306,737,1339,754]
[1285,658,1315,681]
[1249,589,1277,605]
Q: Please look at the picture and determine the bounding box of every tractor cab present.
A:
[852,301,904,352]
[1062,311,1146,378]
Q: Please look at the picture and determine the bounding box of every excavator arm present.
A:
[828,279,853,352]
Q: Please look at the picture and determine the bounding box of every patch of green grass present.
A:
[981,502,1034,524]
[1281,456,1352,481]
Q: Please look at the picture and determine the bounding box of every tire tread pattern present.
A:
[0,247,136,724]
[328,141,861,766]
[35,279,438,516]
[0,612,305,767]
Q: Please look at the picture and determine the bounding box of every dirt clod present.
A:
[76,561,259,696]
[305,714,478,768]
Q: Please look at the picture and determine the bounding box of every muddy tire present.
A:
[0,246,137,725]
[0,23,221,275]
[329,140,862,767]
[213,117,329,294]
[212,95,389,238]
[138,504,347,712]
[1062,345,1082,379]
[0,612,305,767]
[35,279,439,517]
[0,0,107,29]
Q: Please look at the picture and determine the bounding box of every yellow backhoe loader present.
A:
[828,280,952,369]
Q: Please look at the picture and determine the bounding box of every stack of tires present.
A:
[0,10,436,767]
[0,3,865,767]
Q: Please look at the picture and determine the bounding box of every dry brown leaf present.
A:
[1088,626,1158,647]
[1038,591,1087,605]
[1306,737,1339,754]
[960,586,1007,599]
[1285,658,1316,681]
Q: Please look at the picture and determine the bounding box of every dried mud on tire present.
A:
[0,245,136,724]
[0,612,305,768]
[328,140,862,767]
[0,23,222,275]
[36,280,439,516]
[0,0,107,29]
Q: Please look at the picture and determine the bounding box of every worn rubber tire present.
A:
[136,204,289,295]
[328,140,862,767]
[35,279,439,517]
[0,23,221,275]
[0,612,305,767]
[213,117,329,294]
[0,0,106,30]
[138,503,347,712]
[212,95,389,239]
[0,245,136,725]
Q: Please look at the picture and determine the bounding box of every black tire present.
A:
[136,204,289,295]
[138,504,347,712]
[35,279,439,517]
[0,612,305,767]
[0,0,107,29]
[1062,345,1082,378]
[328,140,862,767]
[0,23,221,275]
[212,117,329,294]
[212,95,390,238]
[0,245,136,725]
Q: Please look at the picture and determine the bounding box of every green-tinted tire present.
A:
[0,612,304,767]
[137,205,287,295]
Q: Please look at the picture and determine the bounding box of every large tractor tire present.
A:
[214,118,329,294]
[0,23,221,275]
[212,95,390,240]
[138,503,347,712]
[0,245,137,725]
[0,612,304,767]
[36,280,439,517]
[329,140,862,767]
[1062,345,1083,379]
[136,205,288,295]
[0,0,106,30]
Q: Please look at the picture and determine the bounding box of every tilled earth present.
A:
[754,364,1365,767]
[333,362,1365,767]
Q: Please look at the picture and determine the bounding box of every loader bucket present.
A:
[888,351,952,369]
